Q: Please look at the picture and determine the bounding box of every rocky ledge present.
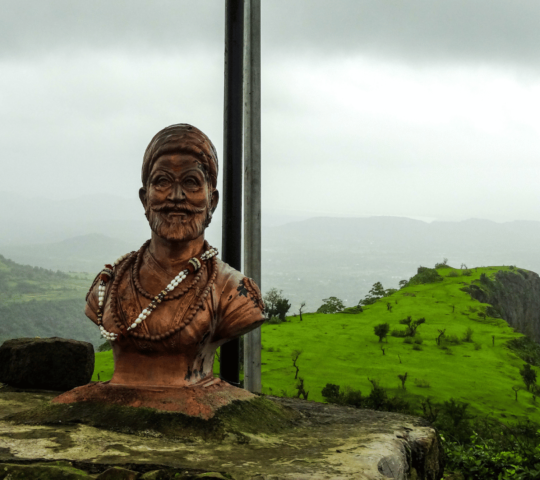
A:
[0,385,443,480]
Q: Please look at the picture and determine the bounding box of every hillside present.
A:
[93,265,540,423]
[0,255,101,346]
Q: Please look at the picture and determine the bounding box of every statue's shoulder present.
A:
[213,258,264,312]
[213,257,243,282]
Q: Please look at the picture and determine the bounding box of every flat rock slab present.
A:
[0,386,444,480]
[0,338,94,391]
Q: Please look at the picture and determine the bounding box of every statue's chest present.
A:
[106,267,215,352]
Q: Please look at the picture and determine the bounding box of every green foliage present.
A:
[266,316,284,325]
[399,316,425,336]
[448,270,459,277]
[342,305,363,314]
[322,380,410,414]
[390,328,408,337]
[369,281,386,297]
[444,429,540,480]
[408,267,443,286]
[263,288,291,321]
[462,326,475,342]
[275,298,291,321]
[365,379,387,410]
[360,296,378,306]
[317,296,344,314]
[321,383,341,402]
[443,334,462,345]
[414,335,423,345]
[414,378,430,388]
[359,281,386,306]
[435,258,451,269]
[412,344,422,351]
[520,363,537,391]
[373,322,390,342]
[321,383,363,408]
[508,336,540,367]
[403,336,413,344]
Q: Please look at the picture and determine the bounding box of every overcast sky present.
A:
[2,0,540,222]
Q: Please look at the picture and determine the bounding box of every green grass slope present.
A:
[0,254,101,346]
[93,266,539,423]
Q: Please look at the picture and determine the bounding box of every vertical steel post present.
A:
[220,0,244,387]
[243,0,262,393]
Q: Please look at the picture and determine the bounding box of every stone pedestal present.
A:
[53,379,255,419]
[0,386,444,480]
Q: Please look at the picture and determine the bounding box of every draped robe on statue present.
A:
[86,250,265,388]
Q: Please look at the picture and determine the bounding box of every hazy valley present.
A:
[1,192,540,313]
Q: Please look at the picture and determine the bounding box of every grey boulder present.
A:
[0,337,94,391]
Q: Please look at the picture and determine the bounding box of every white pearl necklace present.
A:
[97,247,218,342]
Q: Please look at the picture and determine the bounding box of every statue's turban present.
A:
[142,124,219,190]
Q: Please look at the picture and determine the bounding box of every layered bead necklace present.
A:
[93,243,218,342]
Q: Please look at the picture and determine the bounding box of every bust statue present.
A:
[84,124,264,389]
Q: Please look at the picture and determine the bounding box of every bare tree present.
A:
[298,302,306,321]
[295,377,309,400]
[291,349,303,380]
[398,372,408,390]
[436,329,446,346]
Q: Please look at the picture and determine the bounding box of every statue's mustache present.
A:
[150,203,206,214]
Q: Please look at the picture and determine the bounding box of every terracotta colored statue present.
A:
[83,124,265,391]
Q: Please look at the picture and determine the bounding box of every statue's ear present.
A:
[210,189,219,213]
[139,187,147,209]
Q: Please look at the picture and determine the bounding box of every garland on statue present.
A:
[91,242,218,342]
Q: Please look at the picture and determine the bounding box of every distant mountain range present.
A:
[2,197,539,312]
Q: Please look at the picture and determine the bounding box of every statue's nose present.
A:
[168,183,185,202]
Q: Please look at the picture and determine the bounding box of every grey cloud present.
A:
[263,0,540,66]
[0,0,224,58]
[2,1,540,66]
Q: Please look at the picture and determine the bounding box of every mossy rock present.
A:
[0,461,90,479]
[97,467,139,479]
[6,396,300,442]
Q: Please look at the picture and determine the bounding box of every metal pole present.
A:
[243,0,262,393]
[221,0,244,387]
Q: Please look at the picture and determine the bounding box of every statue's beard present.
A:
[145,202,212,242]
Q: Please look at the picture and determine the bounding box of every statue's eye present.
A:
[155,177,171,188]
[184,177,200,188]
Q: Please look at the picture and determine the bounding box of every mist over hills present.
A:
[263,216,540,310]
[1,191,539,313]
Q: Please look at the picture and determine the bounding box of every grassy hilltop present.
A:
[93,265,539,422]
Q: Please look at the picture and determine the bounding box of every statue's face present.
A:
[140,153,218,243]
